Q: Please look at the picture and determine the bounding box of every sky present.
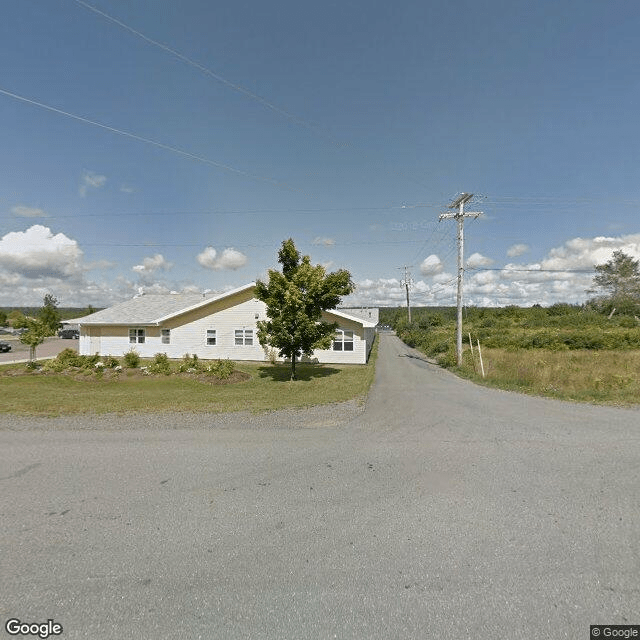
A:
[2,0,640,309]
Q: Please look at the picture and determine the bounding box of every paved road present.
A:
[1,333,638,639]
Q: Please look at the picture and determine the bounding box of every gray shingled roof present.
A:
[71,284,255,325]
[68,282,376,328]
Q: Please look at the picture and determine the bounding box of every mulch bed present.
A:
[0,366,251,385]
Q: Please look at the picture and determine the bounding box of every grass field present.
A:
[381,305,640,406]
[455,347,640,405]
[0,339,378,416]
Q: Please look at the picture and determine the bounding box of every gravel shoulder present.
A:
[0,399,365,431]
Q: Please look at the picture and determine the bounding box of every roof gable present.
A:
[74,283,255,325]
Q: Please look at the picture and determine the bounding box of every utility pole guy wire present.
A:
[439,193,482,366]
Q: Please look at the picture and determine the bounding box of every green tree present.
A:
[0,310,7,326]
[591,250,640,315]
[8,310,26,327]
[39,294,61,333]
[255,238,354,380]
[20,319,54,361]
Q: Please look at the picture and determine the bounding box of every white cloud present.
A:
[312,236,335,246]
[540,235,640,270]
[433,271,455,284]
[419,254,443,275]
[197,247,247,271]
[343,234,640,307]
[12,205,47,218]
[132,254,173,275]
[507,243,530,258]
[120,185,135,194]
[466,252,494,268]
[79,171,107,197]
[0,225,83,279]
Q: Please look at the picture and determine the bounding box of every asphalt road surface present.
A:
[1,333,638,639]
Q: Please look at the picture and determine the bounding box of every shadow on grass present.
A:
[257,363,341,382]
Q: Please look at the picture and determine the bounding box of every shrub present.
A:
[43,358,67,373]
[179,353,202,372]
[123,349,140,368]
[436,349,457,368]
[206,359,235,379]
[56,348,83,368]
[148,352,172,375]
[617,316,637,329]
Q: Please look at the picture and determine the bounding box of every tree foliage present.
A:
[9,310,27,328]
[19,319,53,361]
[591,250,640,316]
[255,238,354,380]
[39,294,61,333]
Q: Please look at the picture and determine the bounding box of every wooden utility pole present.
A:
[399,265,414,323]
[439,194,482,365]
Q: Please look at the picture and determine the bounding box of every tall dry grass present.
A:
[459,347,640,405]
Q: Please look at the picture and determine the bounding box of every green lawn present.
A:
[0,340,378,416]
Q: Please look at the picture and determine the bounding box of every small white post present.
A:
[468,332,475,371]
[477,339,485,378]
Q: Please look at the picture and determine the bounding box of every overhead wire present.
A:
[0,86,311,196]
[72,0,343,145]
[70,0,436,192]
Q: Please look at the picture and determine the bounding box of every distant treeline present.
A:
[380,303,640,366]
[1,307,103,322]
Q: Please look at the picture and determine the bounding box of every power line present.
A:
[69,1,436,193]
[77,239,429,248]
[72,0,343,145]
[467,267,595,273]
[0,86,310,196]
[1,202,443,221]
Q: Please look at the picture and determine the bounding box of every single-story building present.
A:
[70,283,377,364]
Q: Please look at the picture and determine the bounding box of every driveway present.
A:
[1,333,638,639]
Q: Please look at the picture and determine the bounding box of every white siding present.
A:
[79,293,371,364]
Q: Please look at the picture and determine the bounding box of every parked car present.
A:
[58,329,80,339]
[0,341,11,352]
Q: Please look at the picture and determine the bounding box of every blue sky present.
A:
[2,0,640,308]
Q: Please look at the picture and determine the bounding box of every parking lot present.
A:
[0,336,77,364]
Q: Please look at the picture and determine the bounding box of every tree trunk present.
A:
[290,353,297,380]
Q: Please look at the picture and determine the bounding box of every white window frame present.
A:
[129,328,145,344]
[161,329,171,344]
[206,329,217,346]
[234,328,254,346]
[333,329,354,351]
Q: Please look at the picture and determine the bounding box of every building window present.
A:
[235,328,254,346]
[333,330,354,351]
[129,328,145,344]
[161,329,170,344]
[206,329,217,346]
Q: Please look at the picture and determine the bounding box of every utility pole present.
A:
[439,193,482,366]
[398,265,414,324]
